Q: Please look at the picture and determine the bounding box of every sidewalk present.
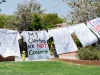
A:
[15,52,78,61]
[52,52,78,60]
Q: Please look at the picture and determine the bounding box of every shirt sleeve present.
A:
[17,32,22,40]
[20,31,26,42]
[44,30,50,40]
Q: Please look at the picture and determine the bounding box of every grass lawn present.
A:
[0,60,100,75]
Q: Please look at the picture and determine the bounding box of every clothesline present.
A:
[0,17,100,60]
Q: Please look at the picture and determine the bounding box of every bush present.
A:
[77,45,100,60]
[75,37,82,47]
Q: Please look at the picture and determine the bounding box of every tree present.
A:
[28,13,42,31]
[0,14,5,28]
[14,0,45,31]
[0,0,6,4]
[28,13,64,31]
[41,13,65,30]
[4,15,18,29]
[62,0,100,24]
[0,14,18,29]
[0,0,6,12]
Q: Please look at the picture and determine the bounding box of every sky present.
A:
[0,0,71,17]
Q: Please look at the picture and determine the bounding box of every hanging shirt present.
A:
[0,29,21,58]
[68,26,74,34]
[72,23,98,47]
[48,27,78,55]
[87,18,100,38]
[20,30,51,60]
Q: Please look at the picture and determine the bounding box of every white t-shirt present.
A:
[68,26,74,34]
[0,29,21,58]
[87,18,100,29]
[21,30,51,60]
[48,27,78,55]
[87,18,100,38]
[72,23,98,47]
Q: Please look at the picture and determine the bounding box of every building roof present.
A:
[52,22,68,28]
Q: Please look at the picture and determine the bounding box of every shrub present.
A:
[77,45,100,60]
[75,37,82,47]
